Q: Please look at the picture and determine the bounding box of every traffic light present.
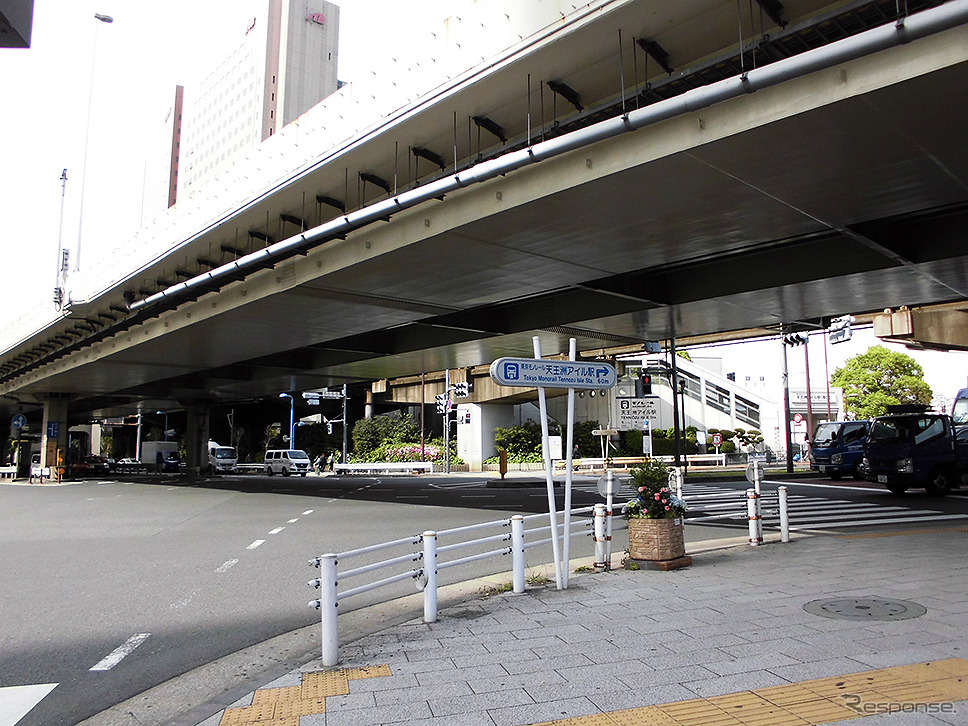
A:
[783,332,809,346]
[828,315,855,345]
[435,393,448,414]
[635,373,652,396]
[453,381,470,397]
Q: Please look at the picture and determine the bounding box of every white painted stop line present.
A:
[89,633,151,672]
[0,683,57,726]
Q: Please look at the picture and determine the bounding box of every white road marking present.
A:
[89,633,151,672]
[215,559,238,573]
[287,518,299,523]
[246,540,265,550]
[0,683,58,726]
[268,527,285,535]
[302,510,314,515]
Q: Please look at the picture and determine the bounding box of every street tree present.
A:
[830,345,932,419]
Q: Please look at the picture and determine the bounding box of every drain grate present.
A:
[803,596,926,621]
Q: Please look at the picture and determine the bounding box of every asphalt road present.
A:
[3,470,967,726]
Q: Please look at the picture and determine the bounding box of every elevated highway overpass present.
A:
[3,0,968,465]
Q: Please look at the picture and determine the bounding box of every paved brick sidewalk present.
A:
[196,528,968,726]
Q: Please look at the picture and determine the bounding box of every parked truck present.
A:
[809,420,870,480]
[863,406,968,495]
[207,441,238,474]
[140,441,181,473]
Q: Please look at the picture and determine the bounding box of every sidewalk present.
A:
[174,527,968,726]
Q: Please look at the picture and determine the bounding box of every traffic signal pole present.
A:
[781,334,794,473]
[444,369,450,474]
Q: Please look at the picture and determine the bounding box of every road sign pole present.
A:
[561,338,576,586]
[532,336,563,590]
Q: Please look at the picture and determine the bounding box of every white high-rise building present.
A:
[175,0,340,205]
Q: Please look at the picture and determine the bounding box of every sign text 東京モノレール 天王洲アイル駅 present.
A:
[489,357,617,390]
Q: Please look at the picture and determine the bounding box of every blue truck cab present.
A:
[809,420,870,479]
[863,407,968,495]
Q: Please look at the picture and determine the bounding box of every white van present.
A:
[264,449,311,477]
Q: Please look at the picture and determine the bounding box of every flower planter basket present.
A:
[628,517,686,561]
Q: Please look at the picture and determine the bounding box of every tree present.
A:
[831,345,932,419]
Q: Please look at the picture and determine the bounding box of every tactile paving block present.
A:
[345,664,392,679]
[251,686,302,705]
[274,697,327,718]
[300,669,350,699]
[656,699,743,726]
[218,702,277,724]
[604,707,681,726]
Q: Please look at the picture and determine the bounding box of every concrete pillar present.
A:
[185,404,211,473]
[456,403,516,472]
[40,395,70,470]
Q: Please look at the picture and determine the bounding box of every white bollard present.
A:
[317,553,340,666]
[604,471,614,570]
[669,467,683,500]
[422,531,438,623]
[511,515,526,593]
[778,486,790,543]
[593,503,607,571]
[746,489,763,546]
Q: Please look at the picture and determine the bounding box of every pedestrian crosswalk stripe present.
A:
[681,489,968,530]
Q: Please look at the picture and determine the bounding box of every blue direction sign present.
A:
[489,357,616,389]
[11,414,26,429]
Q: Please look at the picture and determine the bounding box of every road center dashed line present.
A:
[215,559,238,573]
[246,540,265,550]
[287,518,299,523]
[89,633,150,672]
[302,510,314,515]
[268,527,285,535]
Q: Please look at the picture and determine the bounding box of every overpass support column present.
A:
[40,394,70,470]
[185,404,211,474]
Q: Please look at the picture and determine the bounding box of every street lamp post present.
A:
[75,12,114,275]
[279,393,294,448]
[156,410,169,441]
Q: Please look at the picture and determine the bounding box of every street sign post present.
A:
[491,341,618,590]
[615,396,659,431]
[489,357,616,389]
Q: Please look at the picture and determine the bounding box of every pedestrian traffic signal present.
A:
[635,373,652,396]
[453,381,470,397]
[435,393,448,414]
[783,332,809,346]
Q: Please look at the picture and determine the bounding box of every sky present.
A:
[2,1,967,406]
[0,0,452,325]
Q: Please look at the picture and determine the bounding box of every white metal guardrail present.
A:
[309,505,596,666]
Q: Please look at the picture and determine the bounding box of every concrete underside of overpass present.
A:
[2,0,968,425]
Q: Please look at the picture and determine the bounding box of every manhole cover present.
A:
[803,596,926,621]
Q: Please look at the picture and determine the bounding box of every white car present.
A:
[264,449,311,477]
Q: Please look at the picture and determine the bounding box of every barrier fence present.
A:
[309,506,597,666]
[306,478,790,666]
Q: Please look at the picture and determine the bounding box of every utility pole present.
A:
[54,169,69,310]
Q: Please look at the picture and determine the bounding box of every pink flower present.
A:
[654,493,660,500]
[665,505,670,511]
[638,486,646,493]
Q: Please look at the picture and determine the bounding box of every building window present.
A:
[735,396,761,427]
[706,382,731,414]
